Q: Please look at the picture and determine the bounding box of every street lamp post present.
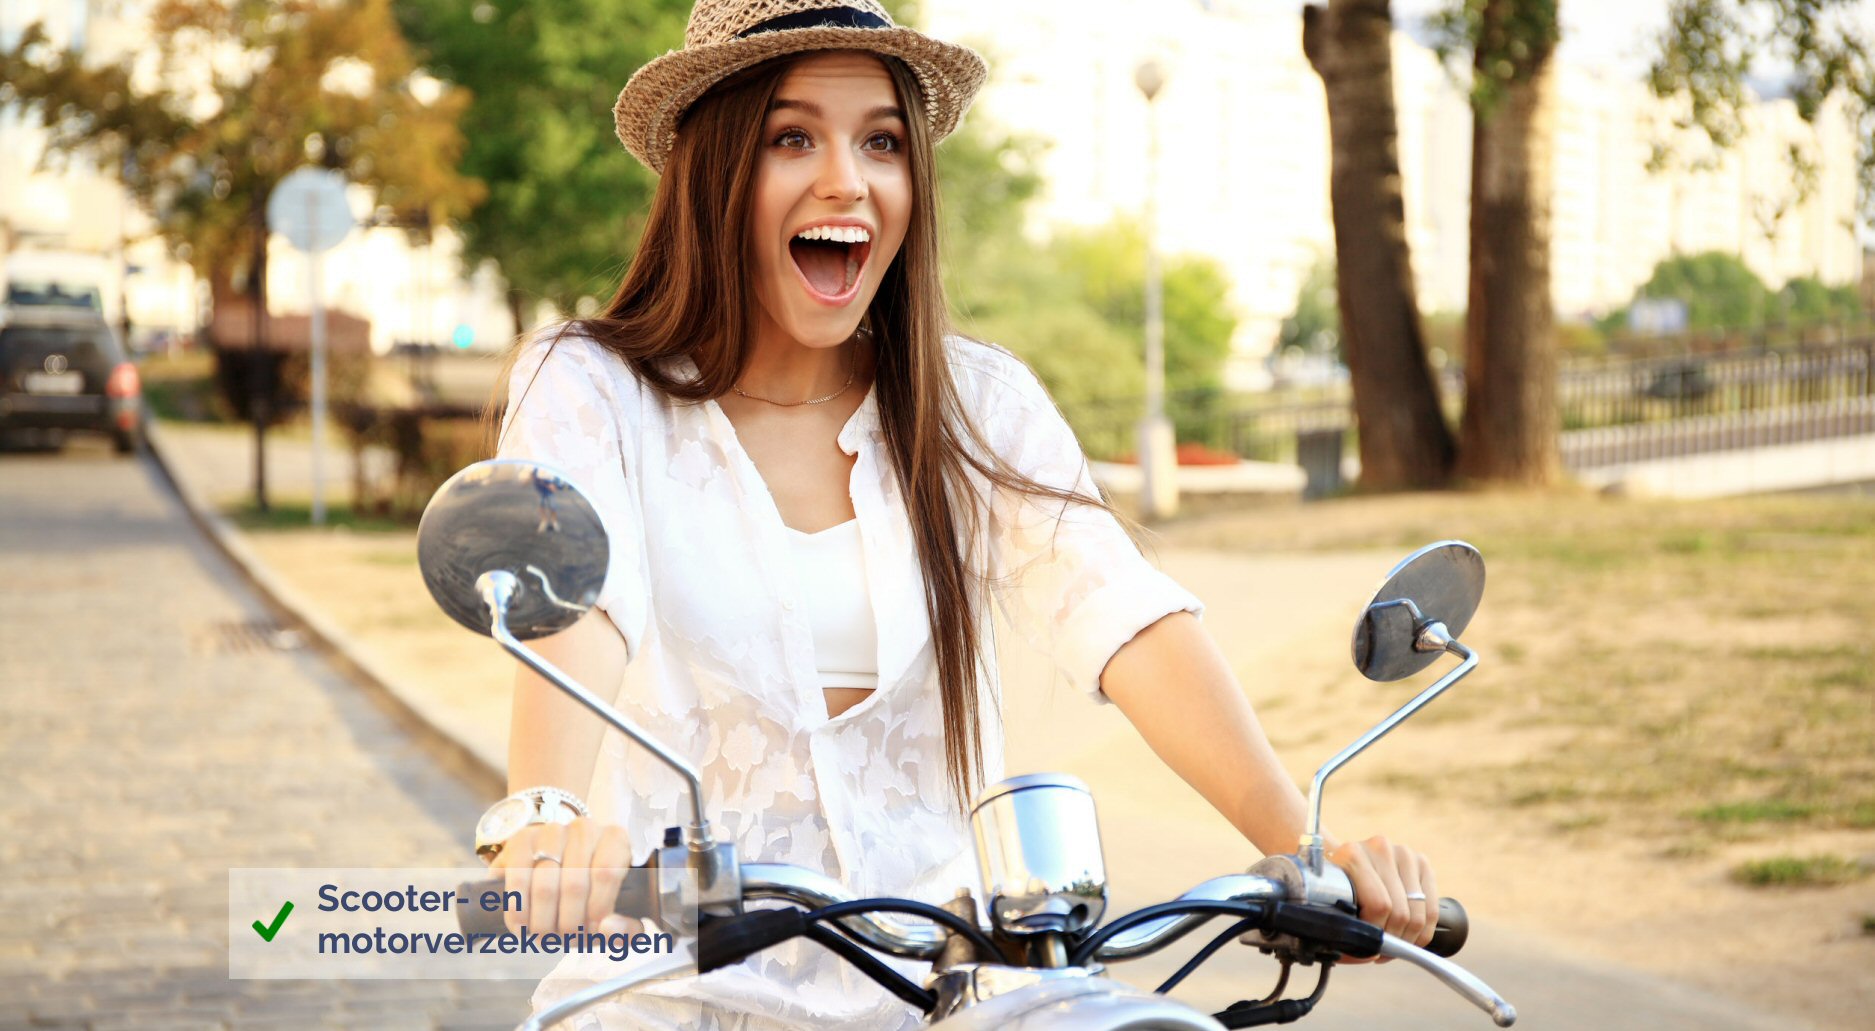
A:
[1134,59,1178,520]
[117,151,134,353]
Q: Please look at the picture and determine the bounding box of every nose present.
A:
[813,139,868,204]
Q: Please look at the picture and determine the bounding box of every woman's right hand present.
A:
[489,818,642,936]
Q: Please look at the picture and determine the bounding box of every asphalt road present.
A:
[0,436,531,1029]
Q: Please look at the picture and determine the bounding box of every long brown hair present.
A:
[496,53,1117,811]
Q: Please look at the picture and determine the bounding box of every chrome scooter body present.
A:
[924,972,1226,1031]
[923,771,1225,1030]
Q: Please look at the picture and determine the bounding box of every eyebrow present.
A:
[768,98,906,123]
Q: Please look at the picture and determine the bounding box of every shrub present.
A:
[211,347,372,424]
[1636,252,1772,330]
[339,404,488,521]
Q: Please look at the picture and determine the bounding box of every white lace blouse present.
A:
[497,330,1204,1030]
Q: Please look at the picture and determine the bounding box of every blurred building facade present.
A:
[922,0,1863,385]
[1548,66,1863,320]
[0,0,516,353]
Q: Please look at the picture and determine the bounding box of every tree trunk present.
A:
[1304,0,1455,491]
[506,288,527,340]
[248,204,273,512]
[250,206,271,350]
[1457,1,1560,485]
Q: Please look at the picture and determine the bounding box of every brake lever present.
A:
[1377,934,1517,1026]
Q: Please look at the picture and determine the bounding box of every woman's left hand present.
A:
[1327,836,1438,956]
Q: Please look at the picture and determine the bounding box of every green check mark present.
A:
[252,900,294,942]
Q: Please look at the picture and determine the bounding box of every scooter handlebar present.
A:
[454,865,658,937]
[1428,896,1468,958]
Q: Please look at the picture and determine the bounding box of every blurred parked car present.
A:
[3,249,110,313]
[0,307,143,453]
[1641,359,1715,402]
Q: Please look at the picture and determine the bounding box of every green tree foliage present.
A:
[1649,0,1875,225]
[1429,0,1561,112]
[933,107,1236,433]
[396,0,689,333]
[1638,251,1774,328]
[0,0,482,304]
[947,211,1238,424]
[910,3,1233,446]
[925,52,1141,416]
[1052,222,1236,398]
[1605,252,1865,333]
[941,178,1145,416]
[1775,274,1866,323]
[1278,254,1343,360]
[934,109,1047,270]
[948,216,1238,453]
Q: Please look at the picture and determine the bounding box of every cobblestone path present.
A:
[0,439,531,1029]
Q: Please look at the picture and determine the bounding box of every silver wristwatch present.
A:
[474,786,590,862]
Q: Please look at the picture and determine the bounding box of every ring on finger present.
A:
[533,849,563,865]
[1404,891,1428,902]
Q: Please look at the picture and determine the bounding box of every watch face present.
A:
[476,796,534,846]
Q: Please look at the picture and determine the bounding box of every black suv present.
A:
[0,307,143,453]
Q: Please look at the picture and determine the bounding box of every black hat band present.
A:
[736,7,891,38]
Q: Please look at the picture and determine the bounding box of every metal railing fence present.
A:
[1558,339,1875,468]
[1055,336,1875,475]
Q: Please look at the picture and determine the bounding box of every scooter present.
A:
[416,458,1518,1031]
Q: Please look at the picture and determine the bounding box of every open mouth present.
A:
[788,226,872,304]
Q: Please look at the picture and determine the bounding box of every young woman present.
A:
[477,2,1440,1028]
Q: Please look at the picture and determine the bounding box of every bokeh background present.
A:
[2,1,1871,1028]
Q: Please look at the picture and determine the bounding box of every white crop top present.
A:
[781,518,880,692]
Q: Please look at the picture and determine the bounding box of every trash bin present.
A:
[1296,428,1345,499]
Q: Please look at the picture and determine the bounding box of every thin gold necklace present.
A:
[733,338,862,407]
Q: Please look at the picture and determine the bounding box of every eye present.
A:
[772,128,810,149]
[864,131,903,153]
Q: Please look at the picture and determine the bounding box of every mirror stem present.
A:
[478,571,716,851]
[1301,629,1477,873]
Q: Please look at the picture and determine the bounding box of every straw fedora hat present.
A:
[614,0,988,174]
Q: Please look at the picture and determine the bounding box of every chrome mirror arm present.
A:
[1377,934,1517,1026]
[1301,602,1478,873]
[480,570,714,851]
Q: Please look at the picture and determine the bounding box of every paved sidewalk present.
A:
[0,438,529,1028]
[153,421,395,509]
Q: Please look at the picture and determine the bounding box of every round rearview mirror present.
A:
[416,459,609,641]
[1351,540,1484,682]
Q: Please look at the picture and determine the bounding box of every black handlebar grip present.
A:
[455,880,513,937]
[1427,897,1468,957]
[454,867,658,937]
[696,909,808,973]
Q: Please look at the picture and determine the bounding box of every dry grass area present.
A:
[1161,488,1875,1025]
[1162,488,1875,857]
